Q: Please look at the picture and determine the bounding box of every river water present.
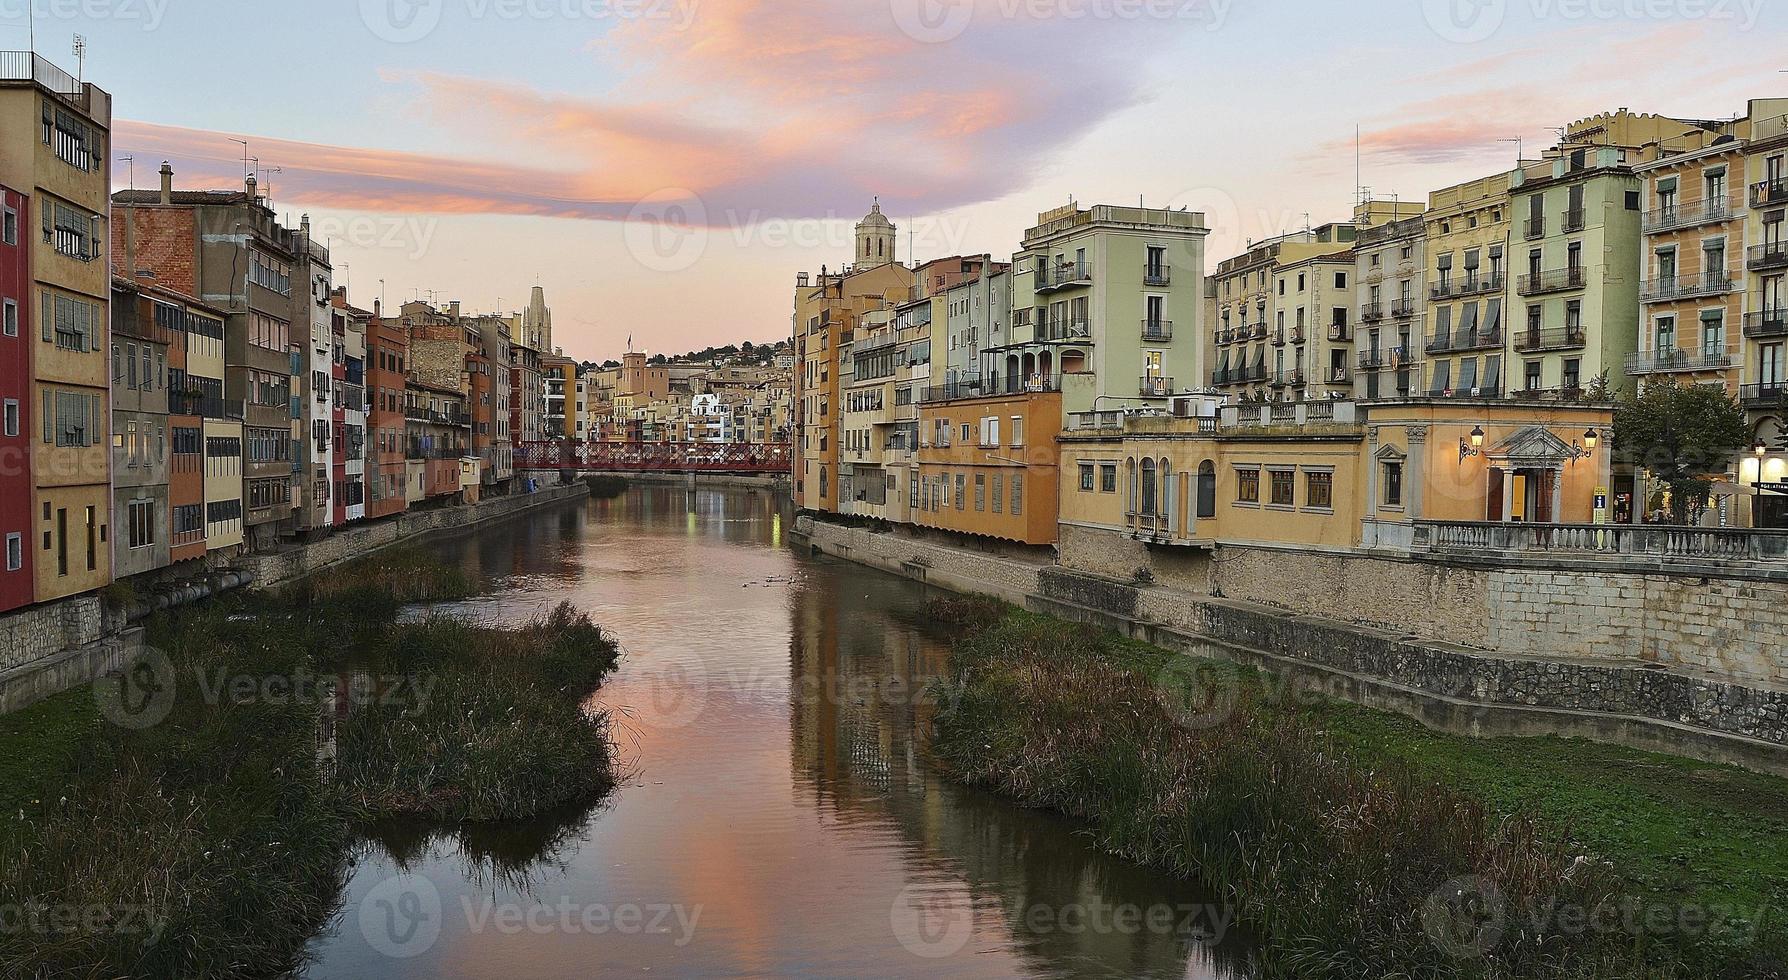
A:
[301,485,1254,979]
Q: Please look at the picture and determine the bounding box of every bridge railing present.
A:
[517,441,792,473]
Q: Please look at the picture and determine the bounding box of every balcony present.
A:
[1139,376,1174,397]
[1524,216,1546,239]
[1390,299,1419,319]
[1744,308,1788,339]
[1742,383,1787,409]
[1271,328,1287,347]
[1639,274,1735,303]
[1247,322,1268,340]
[1508,386,1586,403]
[1036,261,1093,293]
[1753,179,1788,209]
[1643,198,1733,233]
[168,394,246,420]
[1512,327,1586,352]
[1143,265,1171,287]
[1217,327,1237,345]
[1426,329,1503,354]
[1429,274,1504,301]
[1423,384,1503,400]
[919,373,1060,403]
[1037,318,1092,342]
[1411,521,1788,563]
[1625,348,1733,375]
[1327,322,1350,342]
[1561,209,1586,233]
[1222,364,1266,385]
[1360,302,1386,323]
[1141,319,1173,342]
[1749,243,1788,272]
[1518,267,1586,296]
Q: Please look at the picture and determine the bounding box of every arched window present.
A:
[1126,457,1139,516]
[1141,458,1157,518]
[1159,459,1172,522]
[1197,460,1216,519]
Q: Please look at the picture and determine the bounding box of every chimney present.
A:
[300,213,311,238]
[158,161,173,205]
[246,174,258,201]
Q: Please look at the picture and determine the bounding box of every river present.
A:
[301,484,1254,979]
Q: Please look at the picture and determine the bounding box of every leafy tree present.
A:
[1613,379,1748,524]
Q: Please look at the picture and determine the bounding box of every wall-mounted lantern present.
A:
[1459,425,1485,462]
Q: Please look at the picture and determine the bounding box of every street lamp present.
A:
[1460,425,1485,461]
[1568,427,1599,463]
[1755,441,1769,529]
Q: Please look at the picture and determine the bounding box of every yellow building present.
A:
[1,55,114,602]
[201,418,245,554]
[1058,397,1612,560]
[1424,172,1513,399]
[1211,224,1357,400]
[916,389,1060,546]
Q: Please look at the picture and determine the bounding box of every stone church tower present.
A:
[853,199,896,270]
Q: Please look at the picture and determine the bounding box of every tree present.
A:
[1613,379,1748,524]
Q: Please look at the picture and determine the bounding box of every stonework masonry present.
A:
[799,514,1788,776]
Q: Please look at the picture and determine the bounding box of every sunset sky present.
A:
[15,0,1785,361]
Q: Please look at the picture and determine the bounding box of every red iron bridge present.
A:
[516,441,792,474]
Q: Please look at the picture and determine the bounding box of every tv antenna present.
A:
[72,35,85,84]
[229,139,250,179]
[1498,137,1523,166]
[259,165,283,203]
[119,154,135,190]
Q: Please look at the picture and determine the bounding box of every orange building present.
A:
[365,314,410,519]
[915,389,1060,546]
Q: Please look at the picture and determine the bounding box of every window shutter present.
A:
[41,291,51,342]
[42,389,52,443]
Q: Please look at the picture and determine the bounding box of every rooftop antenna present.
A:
[229,139,250,180]
[71,34,84,84]
[340,263,349,292]
[1355,125,1362,208]
[1498,137,1524,167]
[119,154,135,190]
[259,165,283,205]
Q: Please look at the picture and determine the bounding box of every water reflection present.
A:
[301,486,1252,978]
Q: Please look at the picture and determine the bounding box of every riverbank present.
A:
[0,549,621,978]
[928,598,1787,979]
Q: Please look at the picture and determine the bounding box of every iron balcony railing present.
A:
[1508,386,1586,403]
[1324,366,1352,385]
[1748,243,1788,272]
[1143,265,1171,287]
[1642,198,1734,233]
[1390,299,1419,318]
[1561,208,1586,233]
[1036,261,1093,292]
[0,51,83,94]
[1429,274,1504,301]
[1625,349,1733,374]
[1524,216,1546,239]
[1639,274,1735,302]
[1426,329,1503,354]
[1518,267,1587,296]
[168,394,246,420]
[1423,384,1503,399]
[1327,322,1350,342]
[1752,179,1788,209]
[1360,302,1386,322]
[1743,308,1788,339]
[1036,318,1091,341]
[1139,375,1173,397]
[1247,322,1268,340]
[1141,319,1173,342]
[919,373,1061,403]
[1357,346,1417,370]
[1513,327,1587,352]
[1741,383,1787,408]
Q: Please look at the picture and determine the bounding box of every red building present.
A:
[0,186,31,612]
[365,313,410,520]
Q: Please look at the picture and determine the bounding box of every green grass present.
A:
[0,688,98,812]
[925,596,1787,980]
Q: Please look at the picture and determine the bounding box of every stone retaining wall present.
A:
[794,516,1045,604]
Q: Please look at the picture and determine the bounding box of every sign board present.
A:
[1757,482,1788,495]
[1592,486,1609,525]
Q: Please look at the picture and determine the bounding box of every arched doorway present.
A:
[1196,460,1216,519]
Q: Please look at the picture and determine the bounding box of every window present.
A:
[43,100,101,172]
[1010,416,1024,448]
[1305,471,1333,510]
[127,500,157,549]
[1334,271,1347,289]
[1,398,13,436]
[954,474,965,510]
[1383,462,1404,507]
[1100,464,1117,493]
[1235,467,1260,504]
[1268,469,1295,507]
[2,298,15,337]
[1012,474,1023,516]
[2,207,15,245]
[1563,358,1581,391]
[43,199,100,262]
[1525,360,1542,391]
[1080,463,1095,492]
[991,476,1003,514]
[974,474,985,511]
[4,533,19,572]
[46,292,100,351]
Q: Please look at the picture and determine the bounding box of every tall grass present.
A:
[0,554,622,979]
[928,601,1766,980]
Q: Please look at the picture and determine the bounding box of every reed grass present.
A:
[928,600,1784,980]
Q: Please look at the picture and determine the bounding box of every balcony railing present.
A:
[1748,243,1788,272]
[1327,322,1350,342]
[1220,364,1266,385]
[1561,208,1586,233]
[1524,216,1546,239]
[1643,198,1733,232]
[1360,302,1386,322]
[1518,267,1587,296]
[1390,299,1419,318]
[1429,274,1504,301]
[1036,318,1092,342]
[1625,349,1733,374]
[1741,383,1788,409]
[1639,273,1735,302]
[1744,308,1788,339]
[1423,384,1503,399]
[1139,376,1174,397]
[0,51,83,95]
[1512,326,1586,352]
[1508,385,1586,403]
[1141,319,1173,342]
[919,373,1060,403]
[1752,179,1788,209]
[1323,366,1352,385]
[1143,265,1171,287]
[1247,322,1268,340]
[1412,521,1788,563]
[1426,329,1503,354]
[168,394,246,420]
[1036,261,1093,292]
